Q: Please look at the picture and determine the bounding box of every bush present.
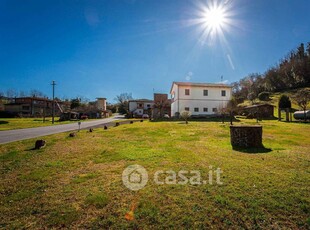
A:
[181,111,191,124]
[258,92,270,101]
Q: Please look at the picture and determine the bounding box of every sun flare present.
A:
[189,0,236,45]
[203,6,226,30]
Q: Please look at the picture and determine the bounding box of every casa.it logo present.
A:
[122,164,149,191]
[122,164,224,191]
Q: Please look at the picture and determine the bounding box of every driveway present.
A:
[0,115,125,144]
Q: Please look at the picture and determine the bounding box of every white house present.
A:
[170,82,232,117]
[128,99,154,117]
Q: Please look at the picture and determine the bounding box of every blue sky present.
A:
[0,0,309,102]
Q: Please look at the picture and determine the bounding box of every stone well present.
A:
[230,125,263,148]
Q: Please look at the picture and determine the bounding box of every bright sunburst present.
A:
[189,0,236,45]
[203,6,226,30]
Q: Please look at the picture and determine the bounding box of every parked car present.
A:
[164,114,170,118]
[142,114,149,119]
[80,115,88,120]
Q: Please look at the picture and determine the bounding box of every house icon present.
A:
[122,164,148,191]
[128,170,142,183]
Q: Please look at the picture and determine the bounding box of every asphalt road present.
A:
[0,115,125,144]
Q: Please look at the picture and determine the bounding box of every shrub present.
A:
[258,92,270,101]
[181,111,191,124]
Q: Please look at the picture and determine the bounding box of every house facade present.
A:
[128,99,154,117]
[170,82,232,117]
[152,93,171,119]
[3,97,70,117]
[5,97,57,116]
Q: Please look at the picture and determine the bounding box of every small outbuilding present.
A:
[241,104,275,119]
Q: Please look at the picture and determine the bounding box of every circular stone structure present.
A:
[230,125,263,148]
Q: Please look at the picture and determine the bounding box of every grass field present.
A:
[0,120,309,229]
[0,117,97,131]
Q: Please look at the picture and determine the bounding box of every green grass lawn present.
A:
[0,120,309,229]
[0,117,97,131]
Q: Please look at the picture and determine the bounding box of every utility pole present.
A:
[51,81,56,124]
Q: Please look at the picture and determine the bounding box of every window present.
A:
[185,89,190,95]
[147,104,151,108]
[212,108,217,112]
[203,90,208,96]
[221,90,226,97]
[194,107,199,112]
[185,107,190,111]
[203,108,208,112]
[138,103,143,107]
[22,106,30,110]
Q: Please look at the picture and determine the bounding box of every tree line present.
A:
[232,42,310,103]
[0,89,47,98]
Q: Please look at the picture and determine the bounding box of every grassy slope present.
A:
[0,117,97,131]
[239,87,310,118]
[0,120,309,229]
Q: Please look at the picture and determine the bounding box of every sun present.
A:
[203,6,226,30]
[188,0,236,45]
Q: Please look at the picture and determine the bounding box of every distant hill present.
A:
[232,42,310,104]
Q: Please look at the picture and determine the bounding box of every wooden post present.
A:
[285,108,289,122]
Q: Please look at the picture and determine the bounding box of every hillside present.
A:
[237,87,310,119]
[239,87,310,109]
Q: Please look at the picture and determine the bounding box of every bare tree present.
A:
[30,89,46,98]
[114,93,133,104]
[226,98,239,125]
[6,89,17,98]
[293,89,310,122]
[153,99,170,118]
[114,93,133,114]
[181,110,191,124]
[19,90,27,97]
[218,105,227,124]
